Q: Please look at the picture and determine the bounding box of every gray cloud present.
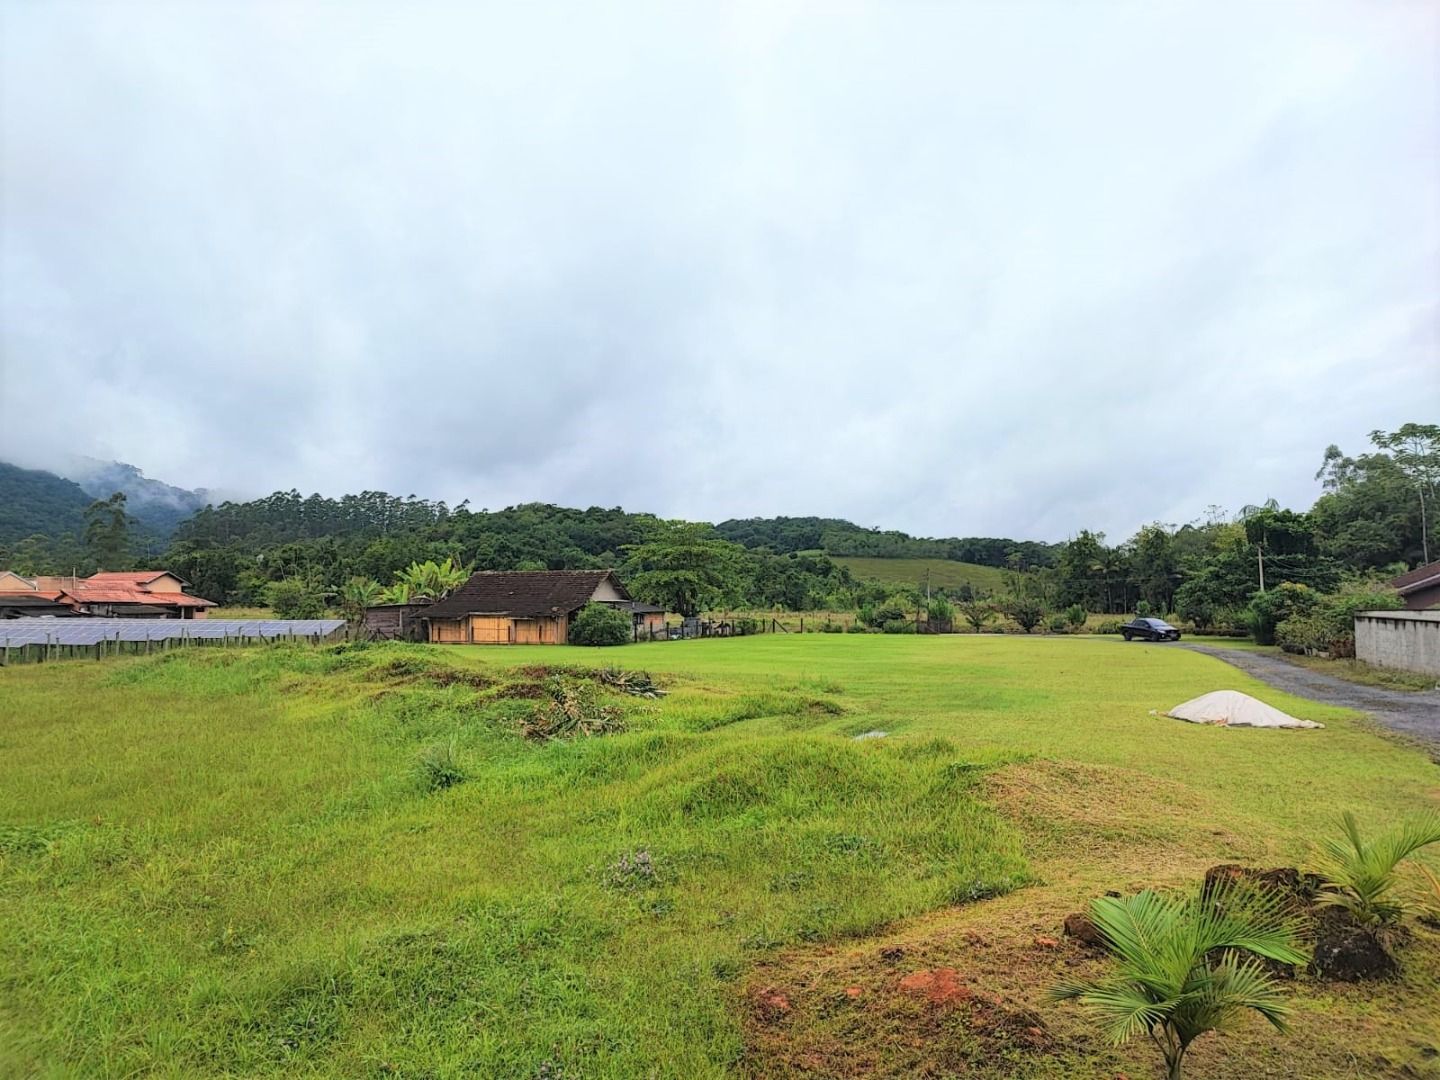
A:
[2,1,1436,540]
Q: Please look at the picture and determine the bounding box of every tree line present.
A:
[1,424,1433,635]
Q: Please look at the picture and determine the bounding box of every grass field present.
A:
[831,556,1009,594]
[2,636,1437,1078]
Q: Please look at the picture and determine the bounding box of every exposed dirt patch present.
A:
[739,890,1096,1078]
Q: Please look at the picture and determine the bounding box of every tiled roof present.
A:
[70,587,214,607]
[0,590,69,602]
[421,570,627,620]
[87,571,175,585]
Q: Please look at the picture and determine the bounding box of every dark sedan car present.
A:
[1120,617,1181,642]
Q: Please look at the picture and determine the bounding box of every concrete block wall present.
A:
[1354,610,1440,678]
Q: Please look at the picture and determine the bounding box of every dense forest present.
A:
[1,424,1434,639]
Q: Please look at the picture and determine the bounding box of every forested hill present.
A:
[63,458,209,535]
[0,463,92,544]
[0,459,210,545]
[716,516,1058,569]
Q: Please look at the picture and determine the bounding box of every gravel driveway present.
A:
[1180,643,1440,750]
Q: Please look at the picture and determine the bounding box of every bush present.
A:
[881,618,915,634]
[567,603,633,646]
[735,616,762,636]
[1275,583,1403,656]
[926,597,955,632]
[845,622,872,634]
[1046,613,1070,634]
[1064,604,1087,630]
[1095,619,1123,635]
[1005,596,1045,634]
[860,600,908,629]
[1244,583,1319,645]
[263,577,326,619]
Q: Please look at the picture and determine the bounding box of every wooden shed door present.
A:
[468,616,510,644]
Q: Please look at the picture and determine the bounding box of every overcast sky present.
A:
[2,2,1436,542]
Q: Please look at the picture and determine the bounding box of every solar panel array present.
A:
[0,618,346,649]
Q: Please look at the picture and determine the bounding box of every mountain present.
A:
[0,463,93,544]
[0,459,211,545]
[58,457,210,536]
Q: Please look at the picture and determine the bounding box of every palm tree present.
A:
[1050,883,1307,1080]
[1314,811,1440,927]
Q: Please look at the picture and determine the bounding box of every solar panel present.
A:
[0,618,346,650]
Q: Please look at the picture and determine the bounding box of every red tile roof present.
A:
[68,587,214,607]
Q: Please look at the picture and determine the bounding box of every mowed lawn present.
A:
[1,636,1436,1078]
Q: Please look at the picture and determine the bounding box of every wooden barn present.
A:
[419,569,656,645]
[361,601,432,641]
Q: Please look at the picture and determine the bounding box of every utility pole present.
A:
[1256,543,1266,593]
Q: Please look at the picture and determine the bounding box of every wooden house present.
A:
[419,569,654,644]
[361,600,432,641]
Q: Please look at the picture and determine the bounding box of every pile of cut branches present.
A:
[523,677,626,740]
[597,667,667,699]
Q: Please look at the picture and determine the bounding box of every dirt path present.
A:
[1181,643,1440,750]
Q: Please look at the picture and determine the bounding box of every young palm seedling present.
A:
[1313,811,1440,927]
[1049,882,1307,1080]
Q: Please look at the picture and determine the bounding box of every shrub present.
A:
[1274,583,1402,656]
[925,597,954,632]
[860,600,908,629]
[1046,613,1070,634]
[1244,583,1319,645]
[1175,592,1217,631]
[567,603,632,646]
[263,577,326,619]
[844,622,872,634]
[1006,596,1045,634]
[1095,619,1123,635]
[881,618,915,634]
[1050,882,1306,1080]
[1064,604,1087,630]
[735,617,761,636]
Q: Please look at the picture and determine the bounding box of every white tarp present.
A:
[1160,690,1323,729]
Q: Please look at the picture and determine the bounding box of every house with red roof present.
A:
[0,570,216,619]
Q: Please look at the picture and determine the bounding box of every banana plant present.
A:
[1050,882,1307,1080]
